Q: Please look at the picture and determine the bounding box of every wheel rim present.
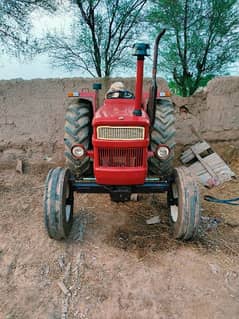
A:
[65,205,72,223]
[170,205,178,223]
[170,182,179,223]
[65,182,72,223]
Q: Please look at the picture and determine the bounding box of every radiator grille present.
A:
[97,126,144,140]
[98,147,144,167]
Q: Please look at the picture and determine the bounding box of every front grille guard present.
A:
[98,147,144,168]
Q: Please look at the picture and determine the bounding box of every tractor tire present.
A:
[64,101,92,177]
[148,98,175,178]
[168,166,201,240]
[44,167,74,240]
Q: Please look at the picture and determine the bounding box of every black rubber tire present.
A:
[64,100,92,177]
[44,167,74,240]
[168,166,201,240]
[148,98,175,178]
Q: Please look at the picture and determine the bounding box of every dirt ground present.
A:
[0,145,239,319]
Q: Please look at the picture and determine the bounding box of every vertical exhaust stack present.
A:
[132,43,150,116]
[148,29,166,124]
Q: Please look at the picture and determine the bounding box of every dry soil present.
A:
[0,148,239,319]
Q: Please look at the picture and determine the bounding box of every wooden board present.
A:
[181,141,236,187]
[180,141,210,164]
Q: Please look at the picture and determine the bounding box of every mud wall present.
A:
[173,76,239,144]
[0,76,238,163]
[0,77,169,145]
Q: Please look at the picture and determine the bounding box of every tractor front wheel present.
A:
[168,166,201,240]
[44,167,74,240]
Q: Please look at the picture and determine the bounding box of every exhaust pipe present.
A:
[132,43,150,116]
[148,29,166,124]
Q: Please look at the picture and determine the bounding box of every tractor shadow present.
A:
[67,194,238,260]
[106,194,238,259]
[105,195,184,258]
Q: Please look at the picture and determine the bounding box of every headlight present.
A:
[71,144,86,159]
[155,145,170,160]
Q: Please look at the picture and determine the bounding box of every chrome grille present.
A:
[97,126,144,140]
[98,147,144,167]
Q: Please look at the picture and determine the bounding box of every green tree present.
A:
[45,0,147,77]
[148,0,239,96]
[0,0,57,55]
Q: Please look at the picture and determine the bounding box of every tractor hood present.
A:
[93,99,150,127]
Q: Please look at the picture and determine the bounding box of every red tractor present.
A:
[43,31,200,241]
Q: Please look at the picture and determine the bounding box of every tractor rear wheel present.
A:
[168,166,201,240]
[148,99,175,178]
[64,100,92,177]
[44,167,74,240]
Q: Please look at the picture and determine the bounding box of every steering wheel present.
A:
[106,90,134,99]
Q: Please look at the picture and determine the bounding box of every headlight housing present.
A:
[71,144,86,159]
[155,144,170,160]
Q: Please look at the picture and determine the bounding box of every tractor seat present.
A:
[106,90,134,99]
